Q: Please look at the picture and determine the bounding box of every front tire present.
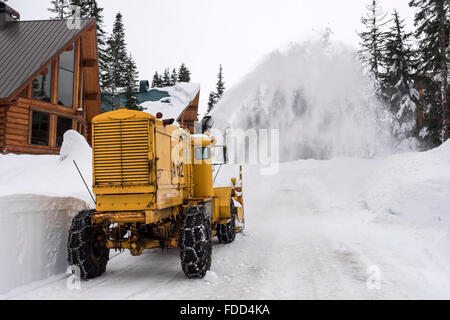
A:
[180,205,212,279]
[216,199,237,244]
[67,210,109,280]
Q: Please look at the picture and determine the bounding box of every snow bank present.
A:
[140,82,200,121]
[0,195,88,295]
[360,140,450,226]
[212,31,396,161]
[0,130,92,294]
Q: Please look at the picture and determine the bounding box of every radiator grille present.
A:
[93,120,150,186]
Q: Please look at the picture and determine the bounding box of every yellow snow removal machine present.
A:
[68,107,244,279]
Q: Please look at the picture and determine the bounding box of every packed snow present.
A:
[140,82,200,122]
[1,131,449,299]
[0,131,92,294]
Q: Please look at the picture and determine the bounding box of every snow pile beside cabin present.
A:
[140,82,200,122]
[0,131,92,294]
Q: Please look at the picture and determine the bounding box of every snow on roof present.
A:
[140,82,200,122]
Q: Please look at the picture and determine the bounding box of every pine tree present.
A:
[162,68,171,87]
[380,10,419,141]
[409,0,450,146]
[70,1,107,88]
[206,65,226,115]
[178,63,191,82]
[216,64,226,97]
[206,92,217,114]
[358,0,388,87]
[152,71,162,88]
[124,54,140,110]
[103,12,128,110]
[48,0,69,19]
[170,68,178,86]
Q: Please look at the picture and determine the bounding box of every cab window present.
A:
[194,147,211,160]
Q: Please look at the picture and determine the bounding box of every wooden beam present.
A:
[18,98,78,116]
[49,114,57,148]
[82,59,97,68]
[85,93,98,100]
[51,60,59,105]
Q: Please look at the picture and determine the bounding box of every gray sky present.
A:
[8,0,416,115]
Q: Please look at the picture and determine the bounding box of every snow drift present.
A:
[212,32,396,161]
[0,131,92,294]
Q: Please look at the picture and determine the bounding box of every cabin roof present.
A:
[140,82,200,122]
[0,18,94,99]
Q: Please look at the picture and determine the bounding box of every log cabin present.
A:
[0,2,100,155]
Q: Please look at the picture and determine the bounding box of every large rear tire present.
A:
[67,210,109,280]
[216,199,237,244]
[180,205,212,279]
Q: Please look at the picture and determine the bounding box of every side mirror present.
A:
[223,146,228,164]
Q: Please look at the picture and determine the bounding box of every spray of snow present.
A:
[212,31,397,161]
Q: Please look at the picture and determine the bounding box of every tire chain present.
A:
[67,209,109,280]
[216,200,237,244]
[180,205,212,279]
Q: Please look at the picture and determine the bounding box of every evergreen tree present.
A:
[380,10,419,141]
[70,1,107,88]
[216,64,226,97]
[178,63,191,82]
[48,0,69,19]
[206,92,217,114]
[170,68,178,86]
[162,68,171,87]
[152,71,163,88]
[409,0,450,145]
[103,12,128,110]
[358,0,388,87]
[124,54,141,110]
[206,65,226,115]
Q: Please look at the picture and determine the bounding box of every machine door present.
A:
[155,129,172,186]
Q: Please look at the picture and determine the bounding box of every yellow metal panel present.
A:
[96,193,156,212]
[213,187,232,221]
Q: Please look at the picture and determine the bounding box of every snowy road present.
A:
[3,145,450,300]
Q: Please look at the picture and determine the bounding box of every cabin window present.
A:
[32,66,52,103]
[194,147,211,160]
[31,111,50,146]
[56,116,73,147]
[57,43,75,108]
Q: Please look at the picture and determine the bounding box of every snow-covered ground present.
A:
[1,132,449,299]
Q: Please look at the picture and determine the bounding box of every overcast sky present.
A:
[9,0,416,115]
